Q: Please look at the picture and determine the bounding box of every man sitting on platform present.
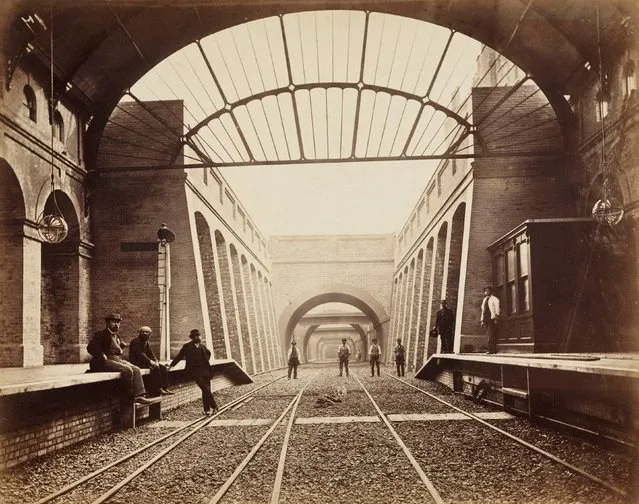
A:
[129,326,174,396]
[87,313,153,404]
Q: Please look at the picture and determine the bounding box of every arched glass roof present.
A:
[104,11,551,169]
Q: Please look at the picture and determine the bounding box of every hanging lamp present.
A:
[591,0,624,227]
[36,4,68,244]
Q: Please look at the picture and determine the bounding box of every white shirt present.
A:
[369,344,381,356]
[481,294,501,322]
[287,346,299,360]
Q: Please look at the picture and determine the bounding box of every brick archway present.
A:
[278,284,389,362]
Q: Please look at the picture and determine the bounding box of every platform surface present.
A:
[0,359,246,396]
[419,352,639,379]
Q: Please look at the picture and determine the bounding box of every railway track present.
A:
[382,371,627,499]
[34,375,286,504]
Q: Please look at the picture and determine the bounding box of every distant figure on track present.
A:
[338,338,351,377]
[369,338,382,377]
[287,341,300,379]
[356,350,362,362]
[87,312,152,405]
[394,338,406,377]
[168,329,218,416]
[480,287,500,354]
[435,299,455,354]
[129,326,174,396]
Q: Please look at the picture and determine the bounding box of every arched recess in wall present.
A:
[194,213,226,359]
[400,259,416,361]
[428,223,448,359]
[41,190,80,364]
[445,203,467,337]
[230,244,250,371]
[0,161,26,364]
[400,264,412,346]
[256,270,273,369]
[407,249,424,370]
[249,263,266,371]
[279,284,389,360]
[214,230,239,361]
[415,239,434,367]
[390,272,403,353]
[240,254,259,373]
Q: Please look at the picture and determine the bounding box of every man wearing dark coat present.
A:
[129,326,174,396]
[168,329,218,416]
[434,299,455,353]
[86,313,152,404]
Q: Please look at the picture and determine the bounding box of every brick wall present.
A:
[414,241,433,368]
[0,372,230,469]
[427,225,447,358]
[195,215,226,359]
[406,251,424,370]
[215,234,240,361]
[231,248,252,371]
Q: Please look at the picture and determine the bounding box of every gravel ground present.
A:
[0,365,632,504]
[280,423,436,504]
[393,421,625,504]
[221,423,288,503]
[484,417,634,490]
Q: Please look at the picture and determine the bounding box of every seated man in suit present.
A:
[129,326,174,396]
[168,329,218,416]
[87,312,152,404]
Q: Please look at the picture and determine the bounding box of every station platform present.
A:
[0,359,252,396]
[415,352,639,445]
[416,352,639,380]
[0,359,253,469]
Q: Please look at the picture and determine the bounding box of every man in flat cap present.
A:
[87,313,152,404]
[129,326,174,396]
[168,329,218,416]
[337,338,351,377]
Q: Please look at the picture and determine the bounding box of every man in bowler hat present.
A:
[168,329,218,416]
[87,313,152,404]
[129,326,174,396]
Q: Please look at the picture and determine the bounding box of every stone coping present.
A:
[0,359,242,396]
[421,352,639,379]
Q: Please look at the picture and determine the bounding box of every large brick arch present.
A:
[0,160,27,366]
[278,284,390,361]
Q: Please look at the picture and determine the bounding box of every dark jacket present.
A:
[87,328,127,370]
[170,341,212,378]
[435,307,455,336]
[129,336,157,368]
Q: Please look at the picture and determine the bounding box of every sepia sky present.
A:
[218,159,438,236]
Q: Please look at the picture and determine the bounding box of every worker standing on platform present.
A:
[87,313,153,404]
[394,338,406,377]
[480,286,500,354]
[338,338,351,377]
[287,341,300,379]
[369,338,381,377]
[168,329,218,416]
[435,299,455,353]
[129,326,174,396]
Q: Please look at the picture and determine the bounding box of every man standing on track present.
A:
[338,338,351,377]
[287,341,300,379]
[168,329,218,416]
[369,338,382,377]
[394,338,406,377]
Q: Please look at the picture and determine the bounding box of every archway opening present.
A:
[40,190,80,364]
